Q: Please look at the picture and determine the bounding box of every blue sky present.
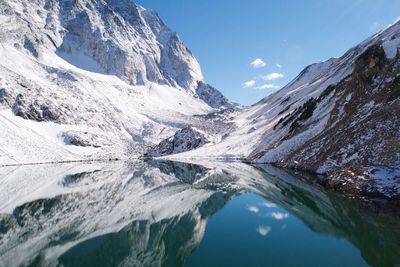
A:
[136,0,400,105]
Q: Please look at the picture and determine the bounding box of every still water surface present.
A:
[0,160,399,267]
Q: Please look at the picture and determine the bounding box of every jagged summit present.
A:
[0,0,233,107]
[0,0,234,165]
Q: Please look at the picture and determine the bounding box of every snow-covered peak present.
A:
[0,0,234,109]
[0,0,238,165]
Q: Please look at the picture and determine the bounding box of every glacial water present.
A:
[0,160,399,267]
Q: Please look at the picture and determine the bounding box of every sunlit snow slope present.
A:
[0,0,234,165]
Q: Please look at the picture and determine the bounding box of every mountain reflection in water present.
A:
[0,160,399,267]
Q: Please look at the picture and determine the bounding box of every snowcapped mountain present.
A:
[3,0,206,93]
[0,0,235,165]
[165,21,400,198]
[0,0,399,198]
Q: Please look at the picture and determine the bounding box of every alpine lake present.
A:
[0,160,399,267]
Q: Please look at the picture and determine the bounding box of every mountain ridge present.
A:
[0,0,235,165]
[160,20,400,199]
[0,0,399,199]
[1,0,234,107]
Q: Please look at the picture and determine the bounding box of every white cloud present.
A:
[271,212,289,220]
[256,226,271,236]
[242,80,256,88]
[256,84,281,90]
[250,58,267,68]
[276,63,282,68]
[263,72,284,81]
[260,202,277,208]
[247,206,259,213]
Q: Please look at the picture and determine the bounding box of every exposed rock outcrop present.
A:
[146,126,210,157]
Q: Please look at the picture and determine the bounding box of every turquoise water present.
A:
[0,161,399,267]
[186,193,367,267]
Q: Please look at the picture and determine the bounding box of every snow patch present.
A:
[383,36,400,59]
[56,51,106,74]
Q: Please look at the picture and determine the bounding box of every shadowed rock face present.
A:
[280,43,400,172]
[271,43,400,200]
[242,25,400,200]
[0,161,399,267]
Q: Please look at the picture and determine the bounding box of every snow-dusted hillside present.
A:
[169,20,400,162]
[164,21,400,197]
[0,0,235,165]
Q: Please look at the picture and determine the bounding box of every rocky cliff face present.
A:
[145,126,211,157]
[248,23,399,198]
[2,0,190,90]
[262,41,400,198]
[0,0,235,165]
[277,43,399,170]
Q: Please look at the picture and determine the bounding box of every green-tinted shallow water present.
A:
[0,161,399,267]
